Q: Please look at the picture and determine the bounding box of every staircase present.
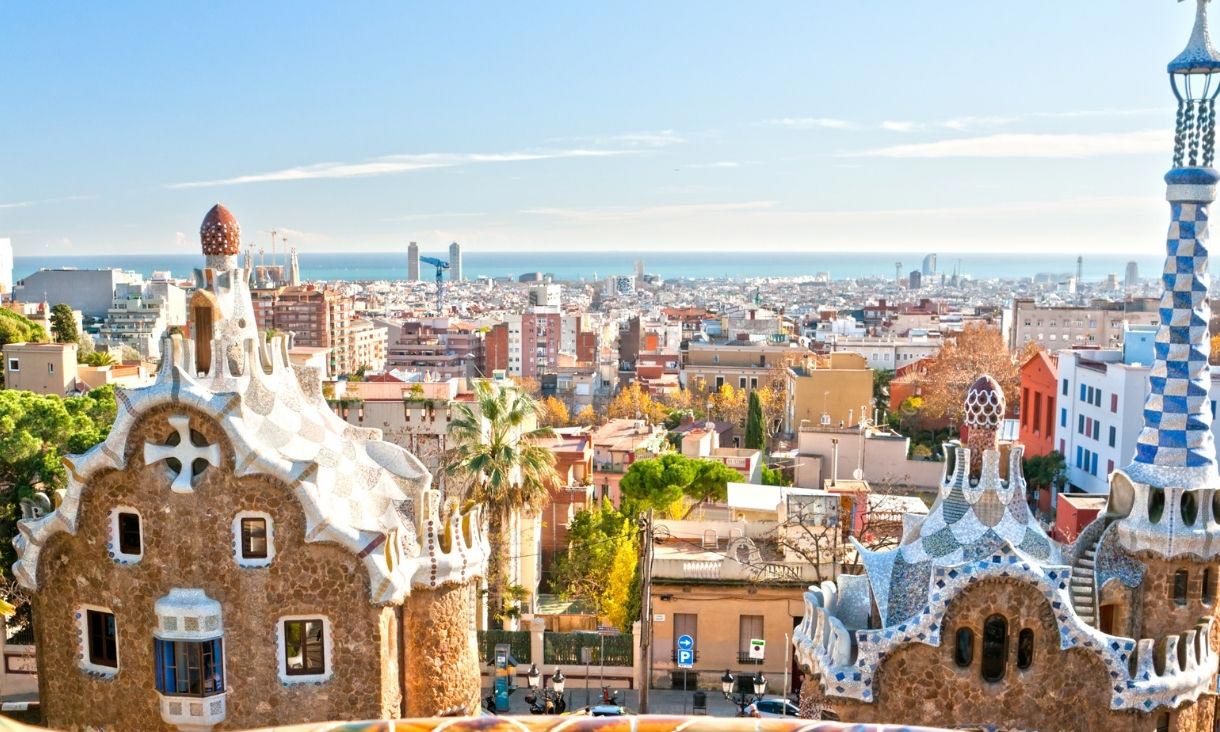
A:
[1070,545,1098,627]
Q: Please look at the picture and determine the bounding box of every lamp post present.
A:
[721,669,767,716]
[524,664,567,714]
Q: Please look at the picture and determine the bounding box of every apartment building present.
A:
[822,333,942,370]
[485,309,598,379]
[1018,350,1059,457]
[386,317,485,380]
[350,319,388,373]
[1051,325,1220,494]
[682,337,805,393]
[95,283,171,358]
[1005,297,1160,351]
[272,285,359,376]
[12,268,144,318]
[786,352,874,431]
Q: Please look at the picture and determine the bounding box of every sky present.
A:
[0,1,1203,256]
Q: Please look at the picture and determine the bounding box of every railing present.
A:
[543,632,633,666]
[476,630,531,664]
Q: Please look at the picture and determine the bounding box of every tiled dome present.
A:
[963,374,1005,430]
[200,204,241,256]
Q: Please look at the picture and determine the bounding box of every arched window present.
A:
[980,615,1008,682]
[1149,488,1166,524]
[1156,712,1170,732]
[1205,568,1217,605]
[1016,628,1034,670]
[1173,569,1189,606]
[954,627,973,667]
[1182,491,1199,526]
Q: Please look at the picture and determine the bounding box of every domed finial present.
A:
[964,374,1005,479]
[200,204,241,263]
[964,374,1005,430]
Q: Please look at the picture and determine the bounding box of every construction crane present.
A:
[420,256,450,313]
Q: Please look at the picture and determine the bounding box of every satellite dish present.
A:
[852,468,864,480]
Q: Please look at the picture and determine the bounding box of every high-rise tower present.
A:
[408,241,420,281]
[448,241,462,282]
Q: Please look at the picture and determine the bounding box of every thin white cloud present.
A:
[168,148,637,188]
[522,200,777,223]
[762,117,852,130]
[0,194,95,210]
[851,129,1168,158]
[378,212,489,222]
[685,161,741,168]
[880,121,920,133]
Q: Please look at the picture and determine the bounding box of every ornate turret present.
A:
[1112,0,1220,557]
[963,374,1005,477]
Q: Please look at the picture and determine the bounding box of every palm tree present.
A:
[445,380,559,628]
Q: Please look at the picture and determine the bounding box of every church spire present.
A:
[1125,0,1220,490]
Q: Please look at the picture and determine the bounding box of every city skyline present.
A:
[0,1,1195,256]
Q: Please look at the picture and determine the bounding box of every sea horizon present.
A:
[13,251,1167,285]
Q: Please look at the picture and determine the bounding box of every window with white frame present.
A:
[109,507,143,563]
[7,358,17,372]
[277,616,331,684]
[77,605,119,675]
[232,511,274,567]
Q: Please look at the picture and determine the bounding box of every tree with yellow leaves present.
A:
[573,404,600,427]
[607,382,670,424]
[538,396,571,427]
[917,324,1018,423]
[708,383,748,426]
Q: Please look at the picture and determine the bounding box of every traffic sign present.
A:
[677,634,694,651]
[749,638,765,660]
[676,649,695,668]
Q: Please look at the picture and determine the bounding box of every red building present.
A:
[1018,350,1058,458]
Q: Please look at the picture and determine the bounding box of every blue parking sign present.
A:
[676,649,694,668]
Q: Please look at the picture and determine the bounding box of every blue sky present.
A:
[0,1,1201,256]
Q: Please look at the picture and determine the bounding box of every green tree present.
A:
[0,387,116,625]
[444,381,559,627]
[619,453,742,516]
[0,309,46,349]
[745,391,764,450]
[761,464,789,486]
[79,351,116,367]
[873,368,895,414]
[49,304,78,344]
[1023,451,1067,490]
[551,505,639,630]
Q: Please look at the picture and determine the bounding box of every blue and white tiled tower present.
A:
[1115,0,1220,557]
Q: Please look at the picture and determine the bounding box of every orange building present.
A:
[1017,350,1058,457]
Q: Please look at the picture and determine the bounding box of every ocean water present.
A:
[13,251,1167,284]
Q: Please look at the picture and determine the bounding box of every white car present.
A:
[742,698,800,718]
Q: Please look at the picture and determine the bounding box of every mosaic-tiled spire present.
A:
[1125,0,1220,490]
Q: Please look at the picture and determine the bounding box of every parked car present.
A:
[741,698,800,718]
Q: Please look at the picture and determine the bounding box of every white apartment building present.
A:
[0,238,12,297]
[824,333,942,370]
[350,319,388,373]
[95,283,170,358]
[1054,326,1220,493]
[529,284,562,308]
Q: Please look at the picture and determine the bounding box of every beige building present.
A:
[786,352,874,431]
[682,338,803,393]
[1005,297,1160,351]
[792,423,944,491]
[3,342,78,394]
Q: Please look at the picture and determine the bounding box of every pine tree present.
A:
[745,390,765,450]
[49,303,78,344]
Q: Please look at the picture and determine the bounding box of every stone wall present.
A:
[32,404,398,731]
[821,577,1217,732]
[1134,554,1219,641]
[404,581,480,716]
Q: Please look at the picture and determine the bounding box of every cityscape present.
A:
[1,3,1219,732]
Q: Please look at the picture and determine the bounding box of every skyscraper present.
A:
[448,241,462,282]
[408,241,420,281]
[921,253,937,276]
[288,247,301,286]
[1125,260,1139,287]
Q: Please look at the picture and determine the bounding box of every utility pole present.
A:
[638,510,654,713]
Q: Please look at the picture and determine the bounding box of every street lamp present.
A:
[524,667,566,714]
[722,669,768,716]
